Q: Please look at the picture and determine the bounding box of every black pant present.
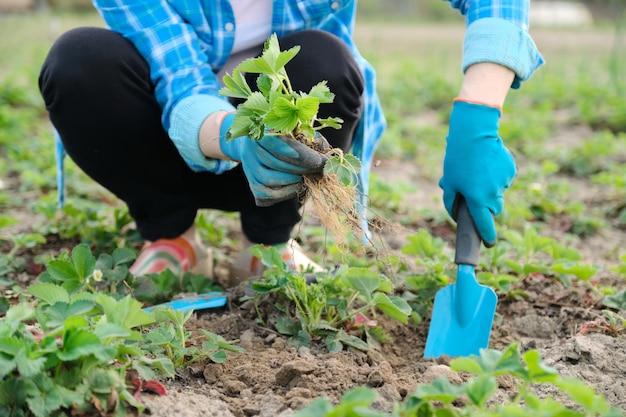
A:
[39,27,364,244]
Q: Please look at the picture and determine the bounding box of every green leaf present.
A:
[308,81,334,104]
[25,381,65,417]
[151,307,193,327]
[45,300,96,329]
[220,68,253,99]
[317,116,343,130]
[112,247,136,265]
[452,344,529,379]
[58,328,104,361]
[261,33,281,71]
[300,124,315,139]
[15,349,47,377]
[208,349,228,364]
[227,108,258,139]
[339,386,379,406]
[343,154,362,172]
[96,294,155,331]
[71,243,96,279]
[0,338,22,356]
[402,229,447,259]
[275,45,300,72]
[96,253,113,270]
[325,335,343,352]
[215,340,245,354]
[237,55,275,75]
[324,155,360,187]
[241,91,270,114]
[249,244,289,272]
[256,73,273,97]
[265,97,299,133]
[275,316,299,336]
[292,397,333,417]
[373,293,411,323]
[521,390,543,410]
[523,349,559,383]
[555,377,608,412]
[342,268,382,301]
[86,368,123,394]
[413,376,466,404]
[377,277,393,294]
[0,354,16,379]
[603,288,626,310]
[450,357,483,375]
[465,374,498,407]
[452,345,527,377]
[294,96,319,124]
[136,356,175,379]
[27,283,70,305]
[46,259,78,282]
[93,322,131,340]
[0,215,19,229]
[334,329,369,351]
[1,303,34,336]
[551,261,598,281]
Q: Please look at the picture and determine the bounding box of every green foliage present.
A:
[220,33,342,142]
[323,154,362,187]
[142,307,244,368]
[35,243,221,306]
[0,294,156,416]
[401,230,453,324]
[245,245,411,352]
[0,243,241,416]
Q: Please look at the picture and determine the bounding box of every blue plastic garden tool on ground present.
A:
[144,292,227,312]
[423,197,498,358]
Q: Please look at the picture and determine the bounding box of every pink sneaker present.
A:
[129,236,213,278]
[227,239,324,286]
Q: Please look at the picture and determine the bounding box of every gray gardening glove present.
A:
[221,125,332,206]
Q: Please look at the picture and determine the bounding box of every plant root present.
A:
[303,172,365,247]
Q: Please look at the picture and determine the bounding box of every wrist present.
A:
[458,63,515,108]
[199,110,235,160]
[448,100,501,147]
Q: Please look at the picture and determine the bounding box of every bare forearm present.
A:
[457,63,515,107]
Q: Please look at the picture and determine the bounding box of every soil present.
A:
[2,23,626,417]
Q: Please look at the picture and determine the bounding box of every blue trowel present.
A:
[424,197,498,358]
[144,292,227,312]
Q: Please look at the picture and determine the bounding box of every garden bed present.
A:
[1,16,626,417]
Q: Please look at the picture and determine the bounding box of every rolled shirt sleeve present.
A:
[444,0,544,88]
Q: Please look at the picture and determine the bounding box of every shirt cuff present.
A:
[463,18,545,89]
[169,95,239,174]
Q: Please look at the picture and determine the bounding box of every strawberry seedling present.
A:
[219,34,363,245]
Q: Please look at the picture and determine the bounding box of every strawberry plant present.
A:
[243,244,411,352]
[142,307,244,368]
[0,243,242,416]
[36,243,220,306]
[219,34,363,245]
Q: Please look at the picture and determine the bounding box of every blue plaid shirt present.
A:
[58,0,542,222]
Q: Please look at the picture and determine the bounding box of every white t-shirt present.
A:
[230,0,273,53]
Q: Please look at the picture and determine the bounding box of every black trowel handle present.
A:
[454,196,481,267]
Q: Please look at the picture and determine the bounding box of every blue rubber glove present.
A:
[439,100,517,247]
[219,113,330,207]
